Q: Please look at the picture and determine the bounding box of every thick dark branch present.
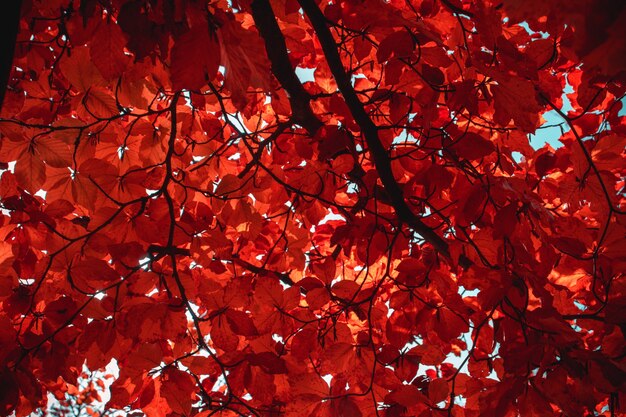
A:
[440,0,474,18]
[250,0,322,134]
[0,0,22,112]
[148,245,295,287]
[297,0,467,267]
[232,254,296,287]
[238,122,288,179]
[148,244,191,257]
[561,313,606,321]
[540,93,625,215]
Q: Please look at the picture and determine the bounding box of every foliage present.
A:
[35,371,116,417]
[1,0,626,416]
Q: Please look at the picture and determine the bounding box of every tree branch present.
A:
[148,245,295,286]
[251,0,322,134]
[0,0,23,112]
[297,0,469,267]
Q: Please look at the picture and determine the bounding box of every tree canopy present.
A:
[1,0,625,416]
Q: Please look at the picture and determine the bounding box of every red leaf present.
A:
[331,279,360,300]
[376,30,414,63]
[90,20,130,80]
[84,87,118,119]
[219,17,271,109]
[71,258,120,289]
[493,203,518,239]
[534,151,557,176]
[553,237,587,257]
[453,132,495,160]
[170,25,220,90]
[491,75,542,133]
[160,369,196,415]
[386,384,427,407]
[428,378,449,404]
[14,151,45,193]
[59,46,105,91]
[225,309,258,336]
